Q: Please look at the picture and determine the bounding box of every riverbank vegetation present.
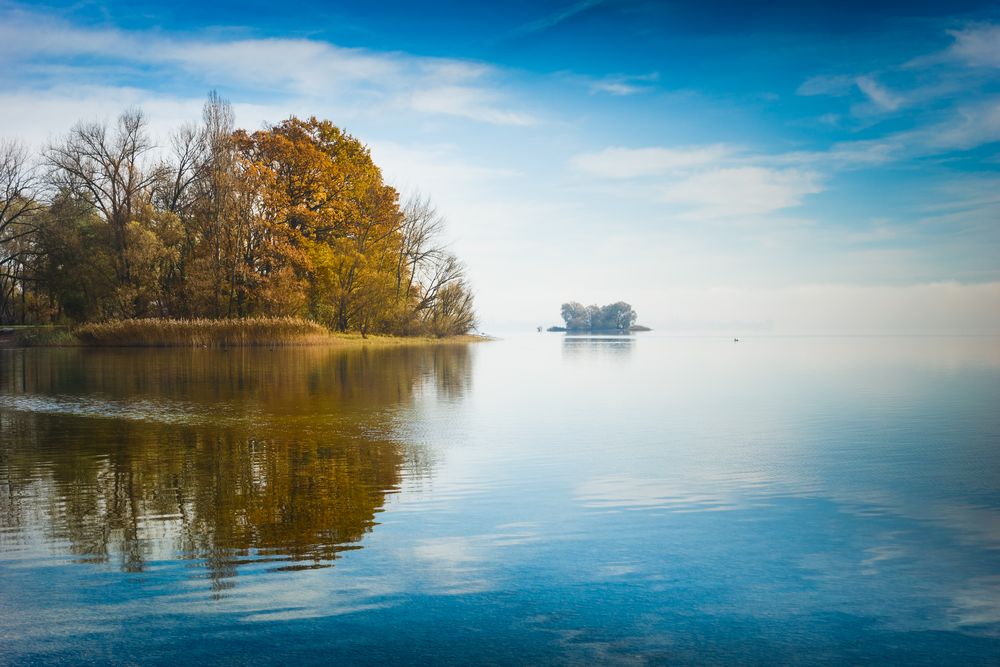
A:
[74,317,330,347]
[1,318,488,348]
[0,93,476,339]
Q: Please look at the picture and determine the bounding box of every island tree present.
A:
[559,301,638,331]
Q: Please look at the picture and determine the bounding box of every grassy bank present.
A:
[0,318,488,348]
[0,326,78,347]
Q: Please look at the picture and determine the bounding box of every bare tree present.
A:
[394,194,477,334]
[0,140,43,322]
[46,109,162,280]
[397,194,446,300]
[199,92,240,317]
[158,121,206,215]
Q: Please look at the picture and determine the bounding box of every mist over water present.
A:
[2,336,999,664]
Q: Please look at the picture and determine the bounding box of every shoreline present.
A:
[0,320,492,349]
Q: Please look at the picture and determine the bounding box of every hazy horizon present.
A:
[2,0,998,333]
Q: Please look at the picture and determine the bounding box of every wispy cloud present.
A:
[505,0,612,40]
[409,86,538,126]
[800,75,906,115]
[909,23,1000,69]
[587,72,660,96]
[571,144,822,221]
[799,21,1000,133]
[570,144,735,178]
[657,167,822,220]
[797,74,855,97]
[946,24,1000,68]
[0,6,535,128]
[855,76,905,112]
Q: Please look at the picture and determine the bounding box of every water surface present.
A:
[2,336,999,664]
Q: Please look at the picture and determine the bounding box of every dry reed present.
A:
[73,317,333,347]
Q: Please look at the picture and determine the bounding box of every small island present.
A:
[547,301,651,333]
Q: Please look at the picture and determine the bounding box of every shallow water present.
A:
[1,335,999,665]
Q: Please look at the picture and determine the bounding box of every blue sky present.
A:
[2,0,999,332]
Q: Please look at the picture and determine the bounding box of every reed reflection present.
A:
[0,345,473,588]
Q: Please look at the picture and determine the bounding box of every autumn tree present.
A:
[0,99,477,335]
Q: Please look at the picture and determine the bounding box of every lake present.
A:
[2,335,999,665]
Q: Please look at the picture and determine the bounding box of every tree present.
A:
[560,301,638,331]
[0,140,43,323]
[560,302,590,330]
[32,193,117,321]
[234,117,403,329]
[602,301,637,330]
[46,110,164,315]
[0,99,478,336]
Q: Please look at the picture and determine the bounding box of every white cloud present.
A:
[797,74,855,97]
[658,166,823,220]
[0,86,213,149]
[370,141,518,195]
[409,86,538,126]
[570,145,735,179]
[944,24,1000,69]
[587,72,659,96]
[911,97,1000,150]
[570,145,823,221]
[770,95,1000,171]
[798,74,907,115]
[0,7,533,128]
[589,80,645,96]
[855,76,905,112]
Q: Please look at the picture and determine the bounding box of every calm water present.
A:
[1,335,999,665]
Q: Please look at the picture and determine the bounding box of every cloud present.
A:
[939,23,1000,69]
[800,74,905,114]
[587,72,660,96]
[570,144,735,178]
[797,74,855,97]
[658,166,822,220]
[772,94,1000,172]
[0,6,534,128]
[909,96,1000,151]
[506,0,610,40]
[370,141,518,195]
[409,86,538,126]
[571,145,823,220]
[855,76,905,112]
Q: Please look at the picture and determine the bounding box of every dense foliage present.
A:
[560,301,637,331]
[0,94,476,336]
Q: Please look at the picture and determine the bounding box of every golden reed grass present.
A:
[69,318,490,347]
[73,317,333,347]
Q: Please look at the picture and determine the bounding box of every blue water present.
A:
[1,335,999,665]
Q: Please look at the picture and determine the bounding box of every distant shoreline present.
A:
[0,318,491,349]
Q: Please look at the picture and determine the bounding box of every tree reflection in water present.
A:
[0,345,472,591]
[560,333,635,358]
